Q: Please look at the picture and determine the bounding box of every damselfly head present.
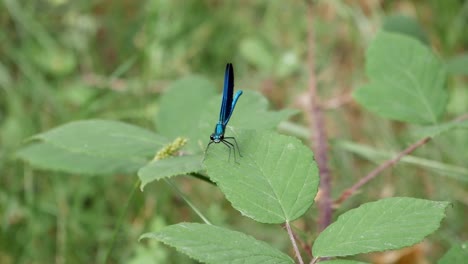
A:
[210,133,223,143]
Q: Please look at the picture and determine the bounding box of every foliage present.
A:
[141,223,295,264]
[438,242,468,264]
[353,32,448,125]
[312,198,449,257]
[1,1,467,263]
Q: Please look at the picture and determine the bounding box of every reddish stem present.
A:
[335,137,431,205]
[335,113,468,205]
[306,1,333,232]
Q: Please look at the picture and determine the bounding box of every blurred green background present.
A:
[1,0,467,263]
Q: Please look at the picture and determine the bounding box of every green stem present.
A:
[164,179,212,225]
[105,179,140,264]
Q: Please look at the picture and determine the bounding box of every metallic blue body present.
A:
[205,63,243,161]
[211,90,243,142]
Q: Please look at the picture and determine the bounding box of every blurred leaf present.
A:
[447,85,468,114]
[59,81,99,106]
[218,91,297,133]
[353,32,448,125]
[138,155,204,190]
[1,115,28,150]
[446,53,468,75]
[17,142,144,175]
[27,43,77,76]
[240,38,275,71]
[335,140,468,182]
[204,130,318,223]
[276,51,300,78]
[438,242,468,264]
[411,119,468,138]
[383,15,429,44]
[32,119,166,159]
[128,217,170,264]
[155,76,217,151]
[140,222,294,264]
[0,61,12,88]
[313,197,449,257]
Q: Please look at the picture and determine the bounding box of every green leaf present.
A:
[383,15,429,44]
[320,260,369,264]
[17,142,144,175]
[204,130,318,223]
[138,155,204,190]
[353,32,448,125]
[32,119,166,159]
[155,76,217,151]
[141,222,294,264]
[240,37,275,71]
[313,197,449,258]
[156,76,296,154]
[447,85,468,114]
[438,242,468,264]
[199,91,297,152]
[18,120,167,175]
[446,53,468,75]
[411,119,468,138]
[227,91,297,130]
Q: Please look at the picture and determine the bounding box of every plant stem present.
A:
[335,137,431,205]
[105,179,140,264]
[334,71,468,206]
[164,179,212,225]
[285,221,304,264]
[306,0,333,232]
